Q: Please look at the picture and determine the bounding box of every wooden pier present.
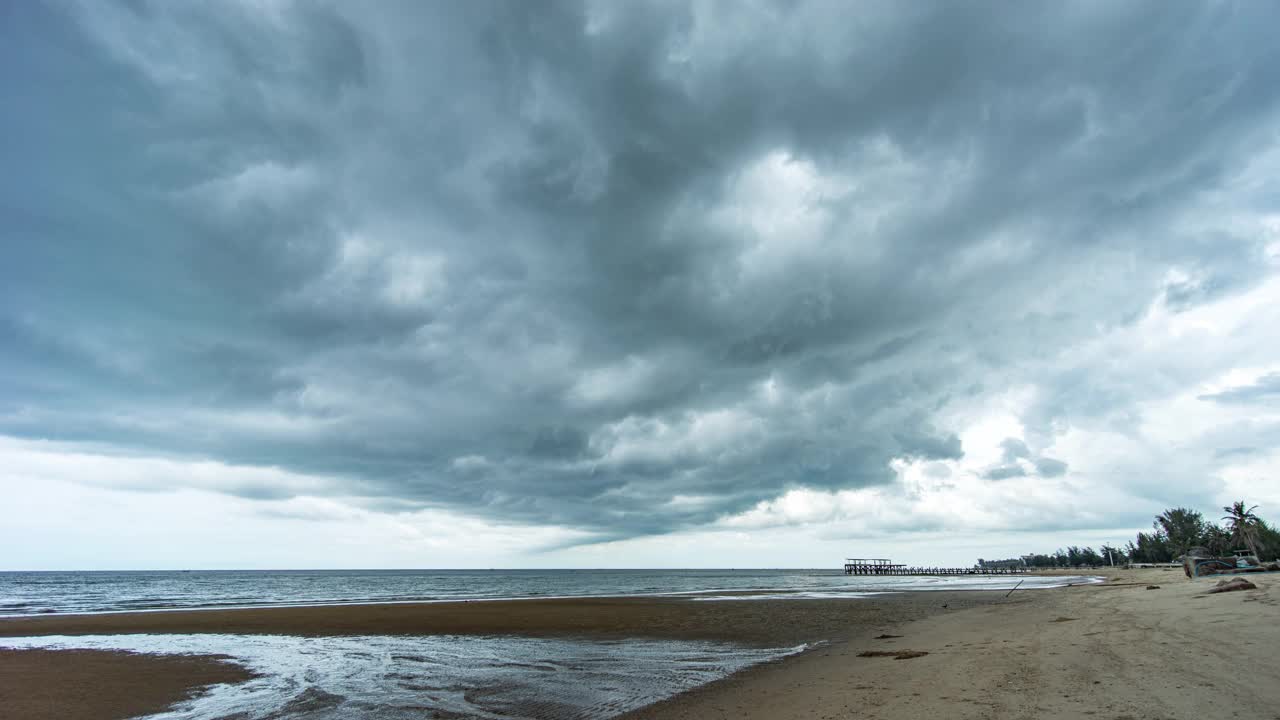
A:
[843,558,1029,576]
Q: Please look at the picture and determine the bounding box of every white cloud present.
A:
[0,435,589,569]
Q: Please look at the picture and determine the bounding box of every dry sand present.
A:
[3,569,1276,720]
[624,568,1280,720]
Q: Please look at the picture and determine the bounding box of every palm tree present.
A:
[1222,501,1262,559]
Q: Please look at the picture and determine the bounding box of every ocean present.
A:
[0,568,1082,616]
[0,570,1095,719]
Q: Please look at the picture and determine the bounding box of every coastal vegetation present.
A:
[1022,501,1280,567]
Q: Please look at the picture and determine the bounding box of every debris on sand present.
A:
[1145,585,1161,590]
[1205,578,1258,594]
[1050,617,1078,623]
[858,650,929,660]
[1185,548,1278,578]
[873,634,903,640]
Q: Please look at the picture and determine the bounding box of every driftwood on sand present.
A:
[858,650,929,660]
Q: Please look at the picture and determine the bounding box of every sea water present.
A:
[0,568,1089,616]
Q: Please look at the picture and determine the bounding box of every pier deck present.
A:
[843,558,1029,576]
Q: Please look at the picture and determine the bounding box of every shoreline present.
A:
[0,588,1006,719]
[0,589,1003,645]
[3,569,1260,720]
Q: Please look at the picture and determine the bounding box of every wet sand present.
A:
[0,648,253,720]
[0,590,1000,646]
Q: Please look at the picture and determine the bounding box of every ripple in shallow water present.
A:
[0,633,804,720]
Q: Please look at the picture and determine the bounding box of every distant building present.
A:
[977,557,1027,570]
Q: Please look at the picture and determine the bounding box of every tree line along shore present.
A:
[1020,500,1278,568]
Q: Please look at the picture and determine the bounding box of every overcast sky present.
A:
[3,1,1279,570]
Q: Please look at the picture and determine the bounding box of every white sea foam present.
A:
[0,633,805,720]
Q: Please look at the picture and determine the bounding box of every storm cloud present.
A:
[4,1,1280,553]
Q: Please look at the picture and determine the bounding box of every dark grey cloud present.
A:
[3,1,1279,539]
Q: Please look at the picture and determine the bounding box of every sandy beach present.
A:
[2,569,1275,719]
[627,568,1280,719]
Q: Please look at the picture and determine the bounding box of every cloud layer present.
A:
[3,1,1280,562]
